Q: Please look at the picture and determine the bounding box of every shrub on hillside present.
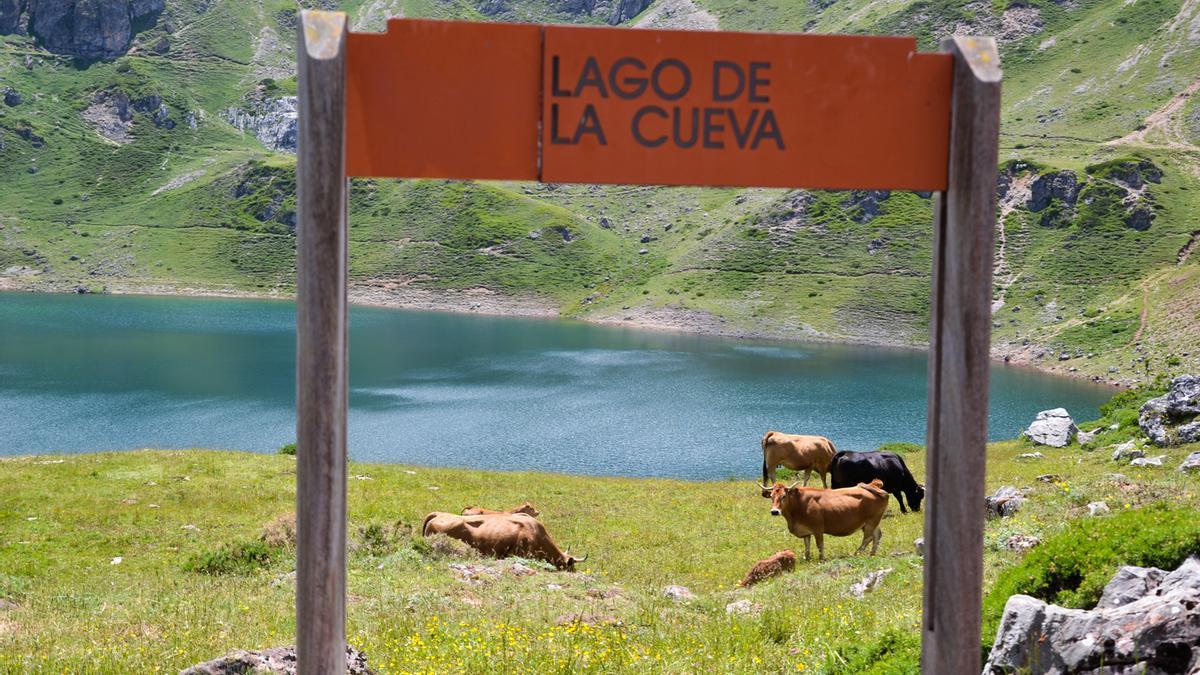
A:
[354,520,412,557]
[262,512,297,550]
[982,505,1200,650]
[183,539,279,575]
[277,443,296,456]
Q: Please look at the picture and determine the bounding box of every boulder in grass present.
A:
[1180,452,1200,474]
[181,645,373,675]
[1026,408,1078,448]
[1131,455,1166,468]
[986,486,1028,518]
[984,558,1200,674]
[663,585,695,602]
[1111,440,1144,463]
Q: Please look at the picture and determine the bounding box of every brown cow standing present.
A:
[461,501,541,518]
[421,512,585,570]
[761,479,889,561]
[761,431,838,487]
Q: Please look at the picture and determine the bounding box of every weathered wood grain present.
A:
[922,35,1001,675]
[296,9,349,675]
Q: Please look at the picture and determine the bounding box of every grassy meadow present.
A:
[1,427,1198,672]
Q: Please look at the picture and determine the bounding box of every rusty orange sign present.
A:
[345,19,953,190]
[346,20,541,180]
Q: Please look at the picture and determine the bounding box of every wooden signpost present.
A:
[298,11,1000,674]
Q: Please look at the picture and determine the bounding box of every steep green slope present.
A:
[1,0,1198,385]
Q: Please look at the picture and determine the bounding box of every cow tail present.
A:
[761,432,773,485]
[421,512,437,537]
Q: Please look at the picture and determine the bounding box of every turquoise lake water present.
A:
[0,292,1114,478]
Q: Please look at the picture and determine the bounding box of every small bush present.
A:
[354,520,412,557]
[262,512,297,550]
[277,443,296,456]
[827,628,921,674]
[876,442,923,455]
[184,539,278,575]
[982,505,1200,649]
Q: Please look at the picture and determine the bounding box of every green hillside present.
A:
[2,0,1198,384]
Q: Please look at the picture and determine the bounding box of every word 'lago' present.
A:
[345,19,953,190]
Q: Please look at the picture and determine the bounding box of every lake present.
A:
[0,292,1114,479]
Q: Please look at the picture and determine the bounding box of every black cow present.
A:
[829,450,925,513]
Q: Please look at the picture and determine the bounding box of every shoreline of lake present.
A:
[0,280,1128,389]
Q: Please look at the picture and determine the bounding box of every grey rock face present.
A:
[1180,452,1200,473]
[986,486,1028,518]
[609,0,652,23]
[181,645,374,674]
[984,558,1200,674]
[0,1,164,59]
[1028,170,1080,211]
[1124,205,1155,231]
[1026,408,1078,447]
[0,0,25,34]
[842,190,890,224]
[223,96,298,153]
[1139,375,1200,447]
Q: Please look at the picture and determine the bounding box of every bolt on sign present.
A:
[345,20,952,190]
[303,12,1001,675]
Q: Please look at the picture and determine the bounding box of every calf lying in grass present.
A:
[738,549,797,587]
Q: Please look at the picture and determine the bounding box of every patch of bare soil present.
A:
[634,0,718,30]
[349,280,558,318]
[1106,76,1200,150]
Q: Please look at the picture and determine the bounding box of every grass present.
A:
[1,428,1198,672]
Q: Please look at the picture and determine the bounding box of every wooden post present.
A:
[922,35,1001,675]
[296,10,349,675]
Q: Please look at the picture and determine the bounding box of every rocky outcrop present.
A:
[1139,375,1200,447]
[984,558,1200,674]
[81,88,173,143]
[0,0,164,60]
[181,645,374,674]
[842,190,890,224]
[223,96,298,153]
[1027,171,1079,212]
[2,87,20,106]
[1026,408,1078,447]
[609,0,653,23]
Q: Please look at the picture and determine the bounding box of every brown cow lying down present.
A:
[422,512,585,570]
[461,501,540,518]
[738,549,797,587]
[761,479,889,561]
[761,431,838,488]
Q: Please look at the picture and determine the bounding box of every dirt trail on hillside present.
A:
[992,173,1033,313]
[1106,76,1200,151]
